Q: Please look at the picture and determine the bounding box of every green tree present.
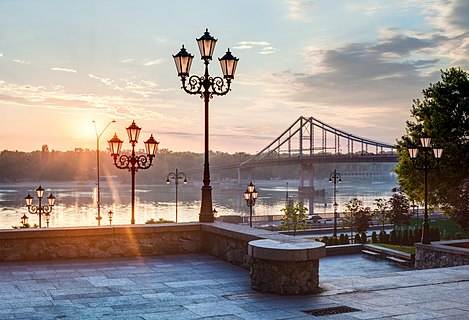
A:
[280,201,308,236]
[388,187,411,228]
[395,67,469,229]
[373,198,390,233]
[344,198,372,236]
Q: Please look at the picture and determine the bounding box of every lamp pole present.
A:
[408,132,443,244]
[329,169,342,237]
[243,182,259,227]
[166,168,188,223]
[173,29,239,223]
[25,185,56,228]
[93,120,115,226]
[108,121,159,224]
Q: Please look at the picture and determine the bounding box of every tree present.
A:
[395,67,469,228]
[373,198,390,233]
[444,178,469,231]
[280,201,308,236]
[388,187,412,228]
[344,198,372,236]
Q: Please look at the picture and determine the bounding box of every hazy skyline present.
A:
[1,0,468,154]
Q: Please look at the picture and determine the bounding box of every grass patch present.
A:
[373,243,416,255]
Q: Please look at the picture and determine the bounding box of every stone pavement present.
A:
[0,254,467,319]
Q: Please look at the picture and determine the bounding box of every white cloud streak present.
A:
[51,67,77,73]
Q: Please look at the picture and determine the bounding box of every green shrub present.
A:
[361,232,367,244]
[321,236,329,245]
[371,231,378,243]
[455,232,463,240]
[390,230,398,245]
[379,231,389,244]
[339,234,350,245]
[402,229,410,246]
[354,233,361,244]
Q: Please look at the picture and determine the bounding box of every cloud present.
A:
[14,59,30,64]
[0,80,163,121]
[121,58,136,63]
[51,67,77,73]
[285,0,315,22]
[233,41,278,55]
[0,52,3,57]
[142,58,164,66]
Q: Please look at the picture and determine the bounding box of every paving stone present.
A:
[0,253,467,319]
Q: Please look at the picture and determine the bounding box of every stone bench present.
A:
[248,238,325,295]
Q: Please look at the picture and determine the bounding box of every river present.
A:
[0,178,398,229]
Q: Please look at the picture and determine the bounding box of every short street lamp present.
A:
[166,168,188,223]
[93,119,116,226]
[173,29,239,223]
[411,203,419,230]
[408,132,443,244]
[25,185,56,228]
[108,210,113,226]
[243,182,259,227]
[329,169,342,237]
[20,213,29,227]
[108,121,159,224]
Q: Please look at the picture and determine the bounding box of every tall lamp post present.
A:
[243,182,259,227]
[93,119,115,226]
[166,168,188,223]
[25,185,56,228]
[329,169,342,237]
[108,121,159,224]
[173,29,239,223]
[408,132,443,244]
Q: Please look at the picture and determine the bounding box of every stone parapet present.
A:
[415,240,469,269]
[0,224,202,261]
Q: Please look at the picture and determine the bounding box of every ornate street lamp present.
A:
[108,121,159,224]
[166,168,188,223]
[93,120,115,226]
[329,169,342,237]
[243,182,259,227]
[108,210,113,226]
[25,185,56,228]
[173,29,239,223]
[407,132,443,244]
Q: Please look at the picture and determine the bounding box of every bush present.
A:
[455,232,463,240]
[390,230,398,245]
[371,231,378,243]
[339,234,350,245]
[145,218,175,224]
[361,232,367,244]
[321,236,329,245]
[415,228,422,242]
[354,233,361,244]
[379,231,389,244]
[402,229,410,246]
[329,236,339,246]
[430,227,440,241]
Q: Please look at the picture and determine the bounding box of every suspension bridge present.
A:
[187,116,398,188]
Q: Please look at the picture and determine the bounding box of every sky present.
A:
[1,0,468,154]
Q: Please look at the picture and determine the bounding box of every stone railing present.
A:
[415,239,469,269]
[0,222,325,295]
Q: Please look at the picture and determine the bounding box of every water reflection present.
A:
[0,179,397,229]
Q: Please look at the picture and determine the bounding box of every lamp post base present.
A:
[421,221,431,244]
[199,185,214,223]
